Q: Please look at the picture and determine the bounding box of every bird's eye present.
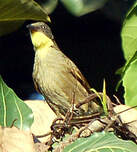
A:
[41,25,45,29]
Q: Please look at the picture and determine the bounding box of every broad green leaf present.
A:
[126,0,137,18]
[64,132,137,152]
[61,0,107,16]
[123,58,137,107]
[0,76,34,130]
[0,21,24,36]
[39,0,58,14]
[116,51,137,90]
[0,0,50,36]
[121,1,137,60]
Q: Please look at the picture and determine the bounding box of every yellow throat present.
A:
[30,31,54,51]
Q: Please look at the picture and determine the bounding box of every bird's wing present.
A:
[64,55,91,94]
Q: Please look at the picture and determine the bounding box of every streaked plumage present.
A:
[27,22,100,117]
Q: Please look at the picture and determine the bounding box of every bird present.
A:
[27,22,101,117]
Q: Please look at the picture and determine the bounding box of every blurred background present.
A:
[0,0,134,102]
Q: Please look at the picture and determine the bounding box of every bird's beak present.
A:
[26,24,38,32]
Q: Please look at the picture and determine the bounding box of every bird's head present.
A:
[27,22,54,50]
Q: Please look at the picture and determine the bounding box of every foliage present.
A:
[0,76,34,130]
[0,0,109,36]
[121,1,137,60]
[0,0,136,151]
[91,80,108,115]
[123,57,137,107]
[64,132,137,152]
[0,0,50,36]
[120,1,137,107]
[60,0,107,16]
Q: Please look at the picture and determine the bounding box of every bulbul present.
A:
[27,22,100,117]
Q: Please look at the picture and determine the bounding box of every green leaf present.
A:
[64,132,137,152]
[121,1,137,60]
[61,0,107,16]
[116,51,137,90]
[126,1,137,18]
[123,58,137,107]
[102,79,108,115]
[91,81,108,115]
[0,76,34,130]
[90,88,102,102]
[0,0,50,36]
[39,0,58,14]
[0,21,24,37]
